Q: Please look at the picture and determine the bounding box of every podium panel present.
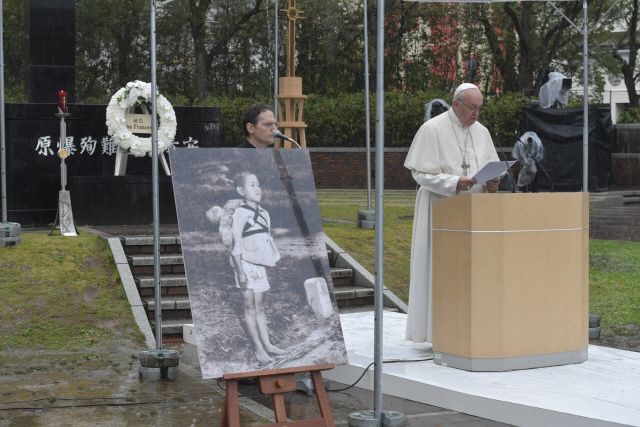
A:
[432,193,589,371]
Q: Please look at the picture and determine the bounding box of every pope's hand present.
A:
[457,177,478,191]
[485,176,500,192]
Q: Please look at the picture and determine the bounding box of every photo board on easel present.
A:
[169,147,348,379]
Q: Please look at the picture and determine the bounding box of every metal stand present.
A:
[357,209,375,229]
[48,191,78,237]
[114,104,171,176]
[138,350,180,381]
[296,373,330,397]
[49,112,78,237]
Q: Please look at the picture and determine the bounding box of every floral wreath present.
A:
[105,80,177,157]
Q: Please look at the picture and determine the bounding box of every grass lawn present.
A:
[2,198,638,352]
[589,239,640,329]
[0,233,145,351]
[320,203,414,303]
[319,199,640,331]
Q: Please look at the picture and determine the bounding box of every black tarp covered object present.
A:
[521,106,612,192]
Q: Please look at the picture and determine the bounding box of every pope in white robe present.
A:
[404,83,500,344]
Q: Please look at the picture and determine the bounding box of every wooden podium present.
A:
[431,193,589,371]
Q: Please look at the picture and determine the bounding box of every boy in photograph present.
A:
[230,171,286,363]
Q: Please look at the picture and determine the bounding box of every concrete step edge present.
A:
[150,318,192,334]
[142,295,191,310]
[128,254,184,266]
[136,274,187,288]
[121,235,182,246]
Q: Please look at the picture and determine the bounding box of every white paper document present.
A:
[471,160,518,184]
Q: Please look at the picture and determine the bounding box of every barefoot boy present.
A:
[230,171,286,363]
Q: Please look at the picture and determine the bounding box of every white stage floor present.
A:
[322,311,640,427]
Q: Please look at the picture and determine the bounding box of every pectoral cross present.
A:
[279,0,305,77]
[461,160,470,176]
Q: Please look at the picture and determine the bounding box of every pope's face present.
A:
[453,89,483,127]
[239,174,262,203]
[247,110,277,148]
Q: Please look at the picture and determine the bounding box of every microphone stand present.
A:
[495,133,516,193]
[516,137,554,193]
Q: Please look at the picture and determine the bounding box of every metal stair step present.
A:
[136,274,187,288]
[142,295,190,311]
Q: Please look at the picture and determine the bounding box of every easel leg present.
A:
[221,379,241,427]
[311,371,335,427]
[160,152,171,176]
[271,394,288,423]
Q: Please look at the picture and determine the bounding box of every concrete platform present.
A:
[321,311,640,427]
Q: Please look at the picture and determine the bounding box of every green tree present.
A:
[2,0,27,102]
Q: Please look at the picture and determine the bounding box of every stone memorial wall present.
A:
[4,103,220,226]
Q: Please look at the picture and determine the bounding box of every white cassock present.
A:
[404,108,499,344]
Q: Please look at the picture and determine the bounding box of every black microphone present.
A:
[271,130,301,148]
[495,133,517,193]
[517,137,554,193]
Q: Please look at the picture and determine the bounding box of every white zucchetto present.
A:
[454,83,479,97]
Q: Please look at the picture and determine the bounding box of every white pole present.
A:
[364,0,372,210]
[582,0,588,192]
[0,0,7,223]
[274,0,279,122]
[151,0,162,349]
[373,0,384,424]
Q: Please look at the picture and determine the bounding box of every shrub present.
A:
[203,91,524,147]
[481,92,525,146]
[616,108,640,124]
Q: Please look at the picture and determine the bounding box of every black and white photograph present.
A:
[169,147,348,379]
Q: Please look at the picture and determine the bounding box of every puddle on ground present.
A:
[0,345,269,427]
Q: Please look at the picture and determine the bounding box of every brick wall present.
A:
[308,147,514,190]
[309,148,639,191]
[309,148,415,189]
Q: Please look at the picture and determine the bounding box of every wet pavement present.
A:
[0,342,510,426]
[6,220,512,426]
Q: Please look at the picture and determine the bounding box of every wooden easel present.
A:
[275,77,307,149]
[220,364,335,427]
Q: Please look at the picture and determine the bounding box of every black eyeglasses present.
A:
[458,100,486,114]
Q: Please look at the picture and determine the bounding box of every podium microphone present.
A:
[272,130,301,148]
[518,137,554,193]
[495,133,517,193]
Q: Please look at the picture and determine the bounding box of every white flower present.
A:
[142,83,152,99]
[129,88,142,100]
[106,81,176,157]
[158,98,170,110]
[117,98,130,109]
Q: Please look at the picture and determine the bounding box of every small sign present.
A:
[125,114,152,134]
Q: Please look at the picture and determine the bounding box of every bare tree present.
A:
[187,0,264,102]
